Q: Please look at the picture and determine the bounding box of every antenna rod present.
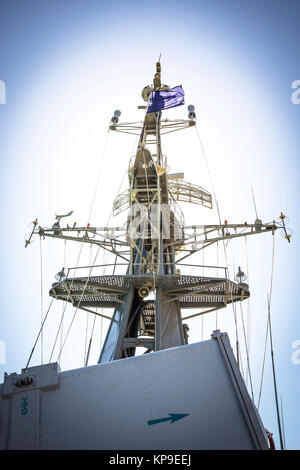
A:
[267,294,284,450]
[280,394,287,449]
[251,186,258,220]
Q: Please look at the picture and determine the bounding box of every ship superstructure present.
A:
[0,62,290,450]
[34,62,287,362]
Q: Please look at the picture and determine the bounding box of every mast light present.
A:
[111,110,121,124]
[188,105,196,120]
[235,267,247,283]
[55,267,66,282]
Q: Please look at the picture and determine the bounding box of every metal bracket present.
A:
[2,363,60,399]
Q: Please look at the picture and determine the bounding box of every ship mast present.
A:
[27,62,290,364]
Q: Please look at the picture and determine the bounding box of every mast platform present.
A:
[50,274,250,310]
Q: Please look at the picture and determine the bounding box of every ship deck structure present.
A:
[0,61,290,450]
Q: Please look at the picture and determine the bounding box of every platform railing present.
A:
[61,262,228,280]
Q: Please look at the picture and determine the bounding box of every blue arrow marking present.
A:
[148,413,190,426]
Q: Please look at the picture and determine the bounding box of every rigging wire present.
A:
[56,221,110,362]
[232,258,246,380]
[47,130,111,364]
[216,241,219,329]
[267,291,284,450]
[201,248,204,341]
[247,186,259,388]
[56,232,104,361]
[232,257,245,379]
[85,314,98,367]
[239,301,254,401]
[257,317,269,410]
[195,125,241,367]
[257,234,284,449]
[86,130,110,225]
[48,241,86,363]
[84,134,140,366]
[60,240,67,354]
[280,394,287,449]
[49,303,67,363]
[266,239,284,450]
[57,132,138,364]
[100,315,103,352]
[84,243,106,366]
[257,233,275,409]
[39,237,44,365]
[251,186,259,220]
[244,236,251,388]
[83,244,93,365]
[25,298,54,370]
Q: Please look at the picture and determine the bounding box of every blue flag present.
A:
[147,85,185,113]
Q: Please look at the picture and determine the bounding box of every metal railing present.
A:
[58,262,228,280]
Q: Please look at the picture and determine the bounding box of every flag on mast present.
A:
[147,85,185,113]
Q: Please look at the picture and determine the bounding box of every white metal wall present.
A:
[0,332,269,450]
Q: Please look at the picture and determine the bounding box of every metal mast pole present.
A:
[27,62,291,366]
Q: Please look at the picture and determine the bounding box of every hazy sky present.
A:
[0,0,299,449]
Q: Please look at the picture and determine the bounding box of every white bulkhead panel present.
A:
[0,332,269,450]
